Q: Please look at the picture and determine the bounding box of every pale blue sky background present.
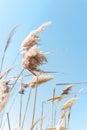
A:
[0,0,87,130]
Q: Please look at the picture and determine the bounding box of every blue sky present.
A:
[0,0,87,130]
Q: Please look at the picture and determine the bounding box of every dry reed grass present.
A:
[56,125,66,130]
[21,22,51,75]
[0,25,18,73]
[20,22,51,54]
[0,66,13,79]
[45,128,56,130]
[18,75,53,93]
[61,84,74,96]
[0,22,84,130]
[12,127,22,130]
[19,83,28,94]
[61,97,78,110]
[29,75,53,88]
[21,46,47,73]
[47,96,63,102]
[45,126,65,130]
[0,80,10,112]
[30,117,43,130]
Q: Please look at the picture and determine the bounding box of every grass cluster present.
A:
[0,22,85,130]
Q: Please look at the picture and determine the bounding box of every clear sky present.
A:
[0,0,87,130]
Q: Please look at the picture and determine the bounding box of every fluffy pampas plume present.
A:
[20,22,51,54]
[21,22,51,75]
[21,45,47,72]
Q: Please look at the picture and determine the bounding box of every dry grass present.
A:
[12,127,22,130]
[0,25,18,73]
[20,22,51,54]
[0,66,13,79]
[21,46,47,73]
[61,97,78,110]
[29,75,53,88]
[61,84,74,96]
[18,75,53,94]
[0,80,10,112]
[21,22,51,75]
[47,96,63,102]
[30,117,43,130]
[56,125,66,130]
[0,22,84,130]
[19,83,28,94]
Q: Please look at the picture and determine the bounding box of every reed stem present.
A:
[22,88,32,129]
[7,113,11,130]
[31,76,38,129]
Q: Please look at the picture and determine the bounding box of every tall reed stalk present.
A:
[52,88,55,128]
[19,77,23,127]
[31,76,38,129]
[7,113,11,130]
[40,101,44,130]
[22,88,32,129]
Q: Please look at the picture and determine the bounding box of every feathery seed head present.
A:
[20,22,51,54]
[21,46,47,72]
[0,80,10,112]
[29,75,53,88]
[61,84,74,95]
[61,97,78,110]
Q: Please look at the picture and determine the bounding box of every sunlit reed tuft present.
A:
[61,97,78,110]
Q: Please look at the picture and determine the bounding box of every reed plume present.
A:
[0,25,18,73]
[29,75,53,88]
[20,22,51,54]
[21,22,51,75]
[61,97,78,110]
[21,46,47,73]
[47,96,63,102]
[18,75,53,92]
[0,80,10,112]
[56,125,65,130]
[61,84,74,96]
[0,66,13,79]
